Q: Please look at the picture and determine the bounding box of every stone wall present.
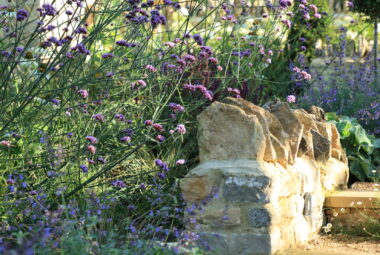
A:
[180,98,349,255]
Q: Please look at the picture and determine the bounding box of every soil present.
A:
[283,234,380,255]
[350,182,380,192]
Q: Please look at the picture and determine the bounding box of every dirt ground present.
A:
[286,234,380,255]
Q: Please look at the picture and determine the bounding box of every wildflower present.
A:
[150,9,166,28]
[145,64,157,72]
[287,95,296,103]
[120,136,131,143]
[155,159,169,171]
[97,157,107,164]
[92,114,105,122]
[176,159,185,165]
[217,65,223,71]
[67,132,73,138]
[0,140,11,147]
[346,1,353,8]
[29,190,37,196]
[144,120,153,126]
[80,164,89,173]
[322,223,332,233]
[74,27,88,34]
[51,98,60,105]
[153,123,164,132]
[85,136,98,144]
[114,113,125,121]
[106,72,114,77]
[87,145,96,154]
[156,134,165,143]
[281,19,292,29]
[165,42,176,48]
[38,4,57,17]
[168,103,185,113]
[192,34,204,45]
[112,180,126,188]
[208,57,218,64]
[176,124,186,134]
[102,53,114,59]
[300,71,311,80]
[16,9,29,21]
[77,89,89,98]
[183,54,196,62]
[279,0,292,9]
[131,80,147,89]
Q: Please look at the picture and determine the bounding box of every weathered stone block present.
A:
[200,206,241,227]
[230,233,272,255]
[197,101,266,162]
[197,232,230,254]
[248,208,271,228]
[311,129,331,162]
[263,101,303,164]
[223,176,271,204]
[180,176,213,202]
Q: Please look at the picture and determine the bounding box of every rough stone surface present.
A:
[223,176,271,203]
[223,97,277,162]
[248,208,271,227]
[294,109,317,159]
[230,233,272,255]
[180,176,213,202]
[197,101,266,162]
[311,129,331,162]
[197,232,229,254]
[263,101,303,164]
[308,105,326,121]
[199,205,241,227]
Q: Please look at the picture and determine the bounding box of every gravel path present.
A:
[283,234,380,255]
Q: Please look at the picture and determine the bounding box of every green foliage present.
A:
[351,0,380,20]
[326,113,380,181]
[287,0,331,62]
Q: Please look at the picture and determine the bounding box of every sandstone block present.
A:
[180,176,213,202]
[223,97,277,162]
[263,101,303,164]
[197,101,266,162]
[199,206,241,227]
[294,109,317,159]
[308,105,326,121]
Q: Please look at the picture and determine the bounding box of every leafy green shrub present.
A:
[327,113,380,182]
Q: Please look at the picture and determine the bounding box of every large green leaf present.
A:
[335,119,352,139]
[348,154,373,181]
[374,139,380,149]
[352,125,374,154]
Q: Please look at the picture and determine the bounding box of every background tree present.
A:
[350,0,380,81]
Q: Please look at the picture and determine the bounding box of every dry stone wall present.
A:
[180,98,349,255]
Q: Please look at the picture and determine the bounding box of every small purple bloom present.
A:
[80,164,88,173]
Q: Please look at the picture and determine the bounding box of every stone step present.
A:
[324,190,380,208]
